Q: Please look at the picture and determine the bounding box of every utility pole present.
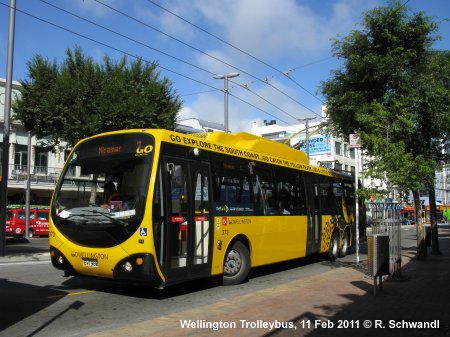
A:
[0,0,16,256]
[297,117,316,161]
[213,72,240,133]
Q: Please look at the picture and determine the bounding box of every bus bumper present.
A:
[50,246,163,287]
[113,253,163,286]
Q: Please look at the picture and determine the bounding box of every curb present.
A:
[0,252,51,265]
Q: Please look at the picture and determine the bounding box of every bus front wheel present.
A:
[223,241,250,285]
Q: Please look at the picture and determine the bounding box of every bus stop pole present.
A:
[355,147,360,264]
[0,0,16,256]
[25,131,31,238]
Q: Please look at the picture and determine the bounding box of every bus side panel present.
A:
[210,215,308,275]
[255,215,308,266]
[320,215,334,253]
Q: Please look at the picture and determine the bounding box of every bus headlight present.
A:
[124,261,133,272]
[57,255,64,265]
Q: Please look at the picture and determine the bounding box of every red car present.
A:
[6,208,49,238]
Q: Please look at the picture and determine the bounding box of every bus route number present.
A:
[222,229,229,235]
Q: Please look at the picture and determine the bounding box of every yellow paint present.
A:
[211,215,309,275]
[51,129,353,284]
[320,216,334,253]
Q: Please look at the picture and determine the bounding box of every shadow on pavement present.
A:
[266,226,450,337]
[0,278,69,332]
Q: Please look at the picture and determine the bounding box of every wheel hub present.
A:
[224,249,242,276]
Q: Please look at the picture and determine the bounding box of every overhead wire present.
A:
[38,0,218,77]
[38,0,306,124]
[0,1,299,127]
[92,0,322,118]
[0,3,219,91]
[146,0,325,104]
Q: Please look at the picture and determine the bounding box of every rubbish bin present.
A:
[367,234,390,277]
[367,234,389,295]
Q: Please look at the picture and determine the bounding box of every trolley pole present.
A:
[0,0,16,257]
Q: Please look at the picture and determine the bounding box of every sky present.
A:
[1,0,449,133]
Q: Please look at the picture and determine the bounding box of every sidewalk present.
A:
[1,226,449,337]
[86,224,450,337]
[0,238,50,265]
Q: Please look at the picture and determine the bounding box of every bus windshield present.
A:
[51,133,154,248]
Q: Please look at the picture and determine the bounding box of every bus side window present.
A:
[274,168,307,215]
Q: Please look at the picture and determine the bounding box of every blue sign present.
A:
[299,135,331,155]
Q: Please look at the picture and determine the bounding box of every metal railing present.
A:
[2,164,62,185]
[369,202,403,277]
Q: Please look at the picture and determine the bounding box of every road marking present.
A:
[48,290,96,299]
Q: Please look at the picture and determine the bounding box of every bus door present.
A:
[305,179,321,254]
[163,157,213,281]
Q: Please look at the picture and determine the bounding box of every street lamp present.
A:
[213,72,240,133]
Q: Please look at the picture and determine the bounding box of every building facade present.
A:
[1,78,68,205]
[250,119,357,174]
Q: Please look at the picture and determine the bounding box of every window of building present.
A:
[35,147,48,174]
[14,144,27,171]
[350,148,355,159]
[335,141,342,156]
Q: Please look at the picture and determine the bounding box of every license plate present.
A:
[83,259,98,268]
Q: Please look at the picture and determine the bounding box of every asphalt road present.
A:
[0,226,419,337]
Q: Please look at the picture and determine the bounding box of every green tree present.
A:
[319,2,448,258]
[13,46,182,150]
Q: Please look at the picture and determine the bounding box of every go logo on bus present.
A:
[135,144,153,156]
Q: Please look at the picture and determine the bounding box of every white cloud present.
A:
[148,0,381,132]
[189,0,378,60]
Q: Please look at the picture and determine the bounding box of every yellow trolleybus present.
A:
[49,129,364,288]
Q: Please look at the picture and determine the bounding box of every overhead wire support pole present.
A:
[0,0,16,257]
[296,117,316,162]
[214,73,240,133]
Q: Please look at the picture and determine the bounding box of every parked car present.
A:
[6,208,49,238]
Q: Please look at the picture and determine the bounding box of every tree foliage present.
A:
[13,47,182,150]
[319,2,448,192]
[320,1,450,257]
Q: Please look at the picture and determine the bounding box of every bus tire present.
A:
[339,230,349,258]
[223,241,250,285]
[329,231,340,261]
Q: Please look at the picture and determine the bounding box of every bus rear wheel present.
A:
[339,231,349,258]
[329,231,340,261]
[223,241,250,285]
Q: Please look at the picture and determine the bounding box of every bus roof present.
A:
[159,129,335,177]
[78,129,341,178]
[205,131,308,164]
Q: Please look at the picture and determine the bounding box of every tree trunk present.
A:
[428,187,441,255]
[413,189,427,260]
